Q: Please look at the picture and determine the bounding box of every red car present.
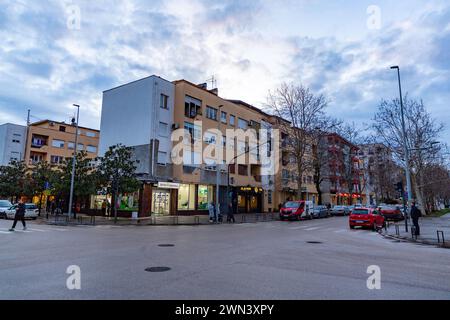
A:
[279,201,312,221]
[349,207,385,231]
[379,205,404,221]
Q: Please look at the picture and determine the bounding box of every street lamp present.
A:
[391,66,412,231]
[68,104,80,219]
[216,105,224,219]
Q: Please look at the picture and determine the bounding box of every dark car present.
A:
[330,205,350,216]
[312,205,329,219]
[349,207,385,231]
[379,205,404,221]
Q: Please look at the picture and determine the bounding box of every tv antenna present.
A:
[206,75,217,89]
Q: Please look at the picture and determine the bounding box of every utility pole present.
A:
[68,104,80,219]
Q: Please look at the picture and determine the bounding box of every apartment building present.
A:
[172,80,277,215]
[358,143,401,204]
[268,116,319,207]
[99,75,176,217]
[24,120,99,166]
[0,123,27,166]
[320,133,363,205]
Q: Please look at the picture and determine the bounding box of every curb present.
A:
[381,232,450,249]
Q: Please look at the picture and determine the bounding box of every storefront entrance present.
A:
[152,189,170,215]
[236,187,263,213]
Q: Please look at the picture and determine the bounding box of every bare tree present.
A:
[372,96,445,213]
[267,83,331,199]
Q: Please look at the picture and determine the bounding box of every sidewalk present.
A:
[381,213,450,248]
[38,212,279,226]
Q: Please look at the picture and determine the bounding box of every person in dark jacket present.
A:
[410,202,422,236]
[9,200,27,232]
[227,203,235,223]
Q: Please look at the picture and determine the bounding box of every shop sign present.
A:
[157,182,180,189]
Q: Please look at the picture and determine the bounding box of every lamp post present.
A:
[68,104,80,219]
[391,66,412,231]
[215,105,224,220]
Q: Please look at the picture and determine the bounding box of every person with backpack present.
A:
[9,200,27,232]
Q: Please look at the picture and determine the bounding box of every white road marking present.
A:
[0,231,12,234]
[26,228,49,232]
[334,229,347,233]
[305,227,320,231]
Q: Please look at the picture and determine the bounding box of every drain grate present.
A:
[158,244,175,247]
[306,241,323,244]
[145,267,171,272]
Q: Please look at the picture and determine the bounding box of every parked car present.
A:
[378,205,404,221]
[0,200,13,219]
[349,207,385,231]
[5,203,39,220]
[280,201,313,221]
[312,205,329,219]
[330,205,350,216]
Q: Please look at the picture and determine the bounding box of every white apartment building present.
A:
[0,123,27,166]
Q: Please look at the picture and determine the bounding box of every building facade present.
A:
[0,123,27,166]
[320,133,363,206]
[99,75,176,217]
[24,120,99,167]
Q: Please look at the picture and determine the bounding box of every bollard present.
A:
[411,226,417,240]
[395,224,400,236]
[437,230,445,245]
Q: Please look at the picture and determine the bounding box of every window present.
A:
[268,190,273,205]
[238,118,248,129]
[229,164,236,174]
[59,126,66,132]
[159,122,169,137]
[204,132,217,144]
[238,164,248,176]
[222,135,226,147]
[52,139,64,148]
[78,143,84,151]
[12,139,20,144]
[183,150,201,167]
[86,131,96,138]
[51,155,64,164]
[13,133,21,137]
[86,145,97,153]
[221,111,227,124]
[30,154,43,164]
[184,96,202,118]
[178,184,196,210]
[198,185,214,210]
[184,122,201,143]
[68,142,75,150]
[157,151,167,165]
[10,152,20,162]
[206,106,218,121]
[160,94,169,109]
[230,115,235,126]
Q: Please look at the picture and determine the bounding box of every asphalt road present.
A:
[1,216,449,300]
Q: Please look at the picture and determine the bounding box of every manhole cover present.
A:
[158,244,175,247]
[145,267,171,272]
[306,241,323,244]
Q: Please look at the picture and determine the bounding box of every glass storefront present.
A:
[198,185,214,210]
[152,189,170,215]
[118,192,139,211]
[178,184,196,210]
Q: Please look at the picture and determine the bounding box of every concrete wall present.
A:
[99,76,174,163]
[0,123,26,166]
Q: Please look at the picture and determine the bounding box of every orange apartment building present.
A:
[25,120,100,166]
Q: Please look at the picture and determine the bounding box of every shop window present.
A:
[229,164,236,174]
[178,184,196,210]
[197,185,213,210]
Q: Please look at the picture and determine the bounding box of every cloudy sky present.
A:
[0,0,449,141]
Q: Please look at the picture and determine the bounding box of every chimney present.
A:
[209,88,219,96]
[197,83,208,90]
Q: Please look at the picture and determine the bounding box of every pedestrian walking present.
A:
[101,200,107,216]
[410,201,422,236]
[9,200,27,232]
[227,203,235,223]
[208,202,215,223]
